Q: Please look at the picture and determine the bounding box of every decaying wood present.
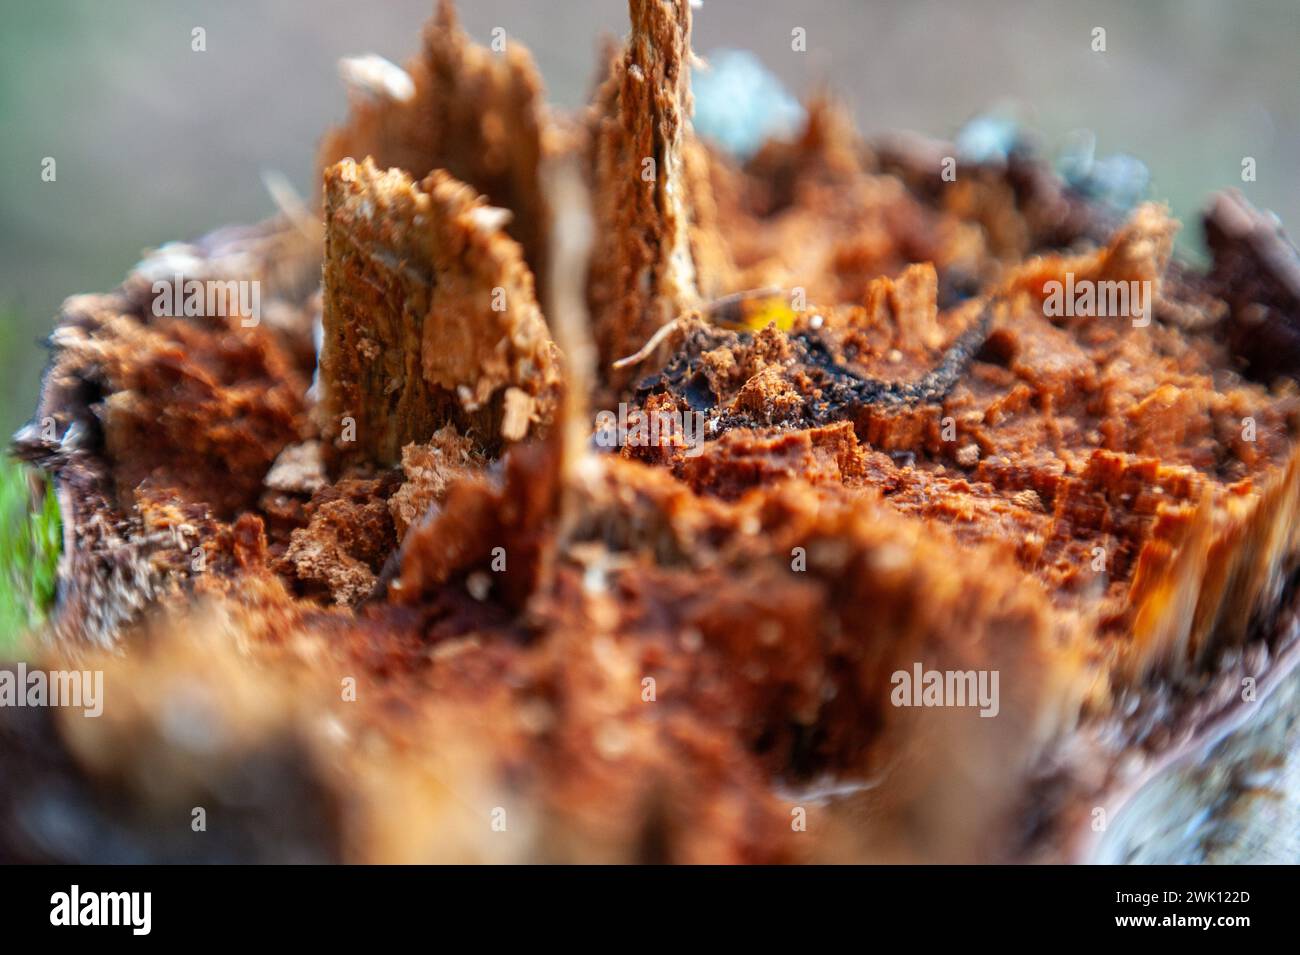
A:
[7,0,1300,864]
[586,0,709,387]
[319,0,552,284]
[319,158,561,470]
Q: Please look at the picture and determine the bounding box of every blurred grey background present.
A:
[1,0,1297,436]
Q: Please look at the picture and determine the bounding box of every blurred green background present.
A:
[0,2,1297,643]
[0,463,59,651]
[1,0,1297,440]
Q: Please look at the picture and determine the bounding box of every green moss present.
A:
[0,455,62,655]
